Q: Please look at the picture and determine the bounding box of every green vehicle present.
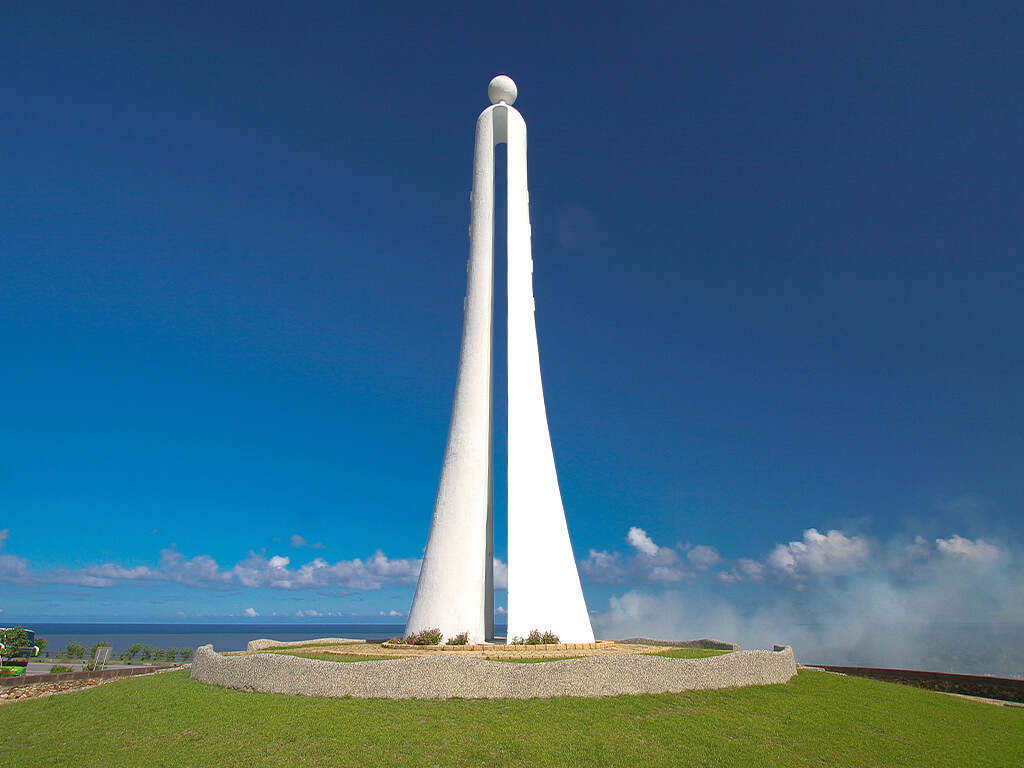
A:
[0,627,40,676]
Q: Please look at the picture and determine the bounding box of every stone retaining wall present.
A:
[246,638,364,652]
[191,644,796,699]
[617,637,741,651]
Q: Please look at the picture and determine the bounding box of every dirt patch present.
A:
[0,678,109,703]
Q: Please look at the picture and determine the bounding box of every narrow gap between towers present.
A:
[492,140,509,635]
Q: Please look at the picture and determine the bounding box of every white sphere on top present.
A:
[488,75,518,105]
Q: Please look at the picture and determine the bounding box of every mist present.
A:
[589,528,1024,677]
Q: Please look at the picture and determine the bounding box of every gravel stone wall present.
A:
[246,638,364,652]
[191,644,796,699]
[617,637,741,651]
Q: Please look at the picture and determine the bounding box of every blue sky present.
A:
[2,2,1022,668]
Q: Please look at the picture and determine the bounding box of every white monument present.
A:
[405,76,595,645]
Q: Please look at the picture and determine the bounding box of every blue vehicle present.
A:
[0,627,40,676]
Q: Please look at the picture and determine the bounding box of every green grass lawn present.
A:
[0,670,1019,767]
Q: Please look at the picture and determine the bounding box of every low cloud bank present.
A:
[0,531,512,598]
[590,526,1024,677]
[0,532,422,592]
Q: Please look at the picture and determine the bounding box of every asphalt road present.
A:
[16,659,177,676]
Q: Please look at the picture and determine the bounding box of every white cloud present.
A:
[290,535,326,550]
[295,609,321,618]
[935,534,1000,564]
[379,609,402,617]
[580,549,628,584]
[687,545,721,570]
[243,608,258,617]
[0,532,422,592]
[647,566,689,583]
[582,529,691,585]
[906,535,932,560]
[493,557,508,590]
[766,528,870,580]
[626,527,660,556]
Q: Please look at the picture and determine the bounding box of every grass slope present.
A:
[0,670,1020,767]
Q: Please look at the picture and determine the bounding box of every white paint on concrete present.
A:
[407,76,593,645]
[405,100,497,645]
[487,74,518,106]
[504,99,594,644]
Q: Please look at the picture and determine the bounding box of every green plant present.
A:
[35,637,49,655]
[0,626,29,648]
[0,667,20,678]
[62,640,87,659]
[120,642,144,662]
[139,644,163,661]
[0,626,44,663]
[180,647,193,662]
[48,664,73,674]
[522,629,559,645]
[386,637,406,645]
[404,628,443,646]
[445,632,469,646]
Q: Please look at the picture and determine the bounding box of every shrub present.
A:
[405,628,443,646]
[63,641,87,659]
[49,665,73,674]
[524,629,560,645]
[0,627,29,661]
[446,632,469,646]
[0,668,19,678]
[180,648,193,662]
[386,637,406,645]
[120,643,144,662]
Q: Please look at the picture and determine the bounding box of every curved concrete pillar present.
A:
[504,105,594,644]
[405,106,499,644]
[407,78,593,645]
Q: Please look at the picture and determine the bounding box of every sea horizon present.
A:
[10,622,508,657]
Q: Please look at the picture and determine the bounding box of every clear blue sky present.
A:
[2,2,1021,667]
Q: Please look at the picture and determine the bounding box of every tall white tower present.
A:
[406,76,594,645]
